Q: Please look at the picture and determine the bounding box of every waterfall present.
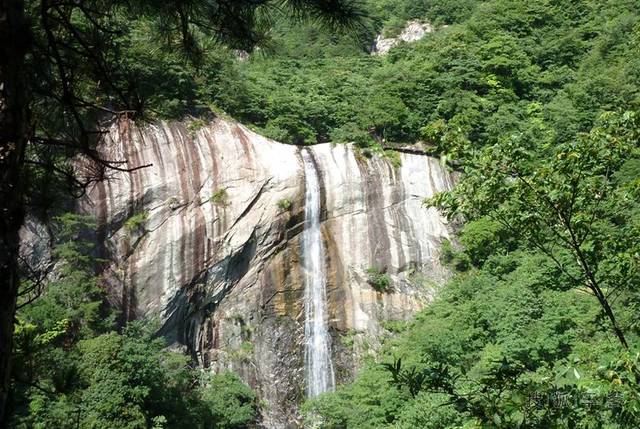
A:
[301,149,335,398]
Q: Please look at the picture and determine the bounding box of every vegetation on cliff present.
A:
[4,0,639,427]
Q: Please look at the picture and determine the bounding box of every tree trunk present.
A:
[0,0,28,424]
[592,284,628,349]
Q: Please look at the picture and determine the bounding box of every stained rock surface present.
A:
[74,117,453,427]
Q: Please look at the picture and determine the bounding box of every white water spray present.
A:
[301,149,335,398]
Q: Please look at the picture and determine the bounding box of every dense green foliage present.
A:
[193,0,639,149]
[366,267,392,292]
[54,0,487,146]
[305,252,640,427]
[9,215,258,428]
[433,111,640,346]
[300,0,640,427]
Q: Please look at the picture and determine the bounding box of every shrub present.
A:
[124,210,148,234]
[277,198,292,211]
[460,217,509,266]
[384,149,402,168]
[439,239,456,264]
[366,267,391,292]
[381,319,408,333]
[210,188,229,206]
[186,118,207,137]
[230,341,254,362]
[439,240,470,272]
[341,329,357,348]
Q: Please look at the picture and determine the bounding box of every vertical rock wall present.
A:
[78,117,454,427]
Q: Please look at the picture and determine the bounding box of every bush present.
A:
[384,149,402,168]
[439,239,456,264]
[381,319,408,333]
[187,118,208,137]
[277,198,292,211]
[366,267,391,292]
[124,210,148,234]
[341,329,357,348]
[210,188,229,206]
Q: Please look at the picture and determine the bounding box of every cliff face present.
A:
[78,117,453,427]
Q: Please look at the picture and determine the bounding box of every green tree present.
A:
[430,111,640,348]
[200,372,257,429]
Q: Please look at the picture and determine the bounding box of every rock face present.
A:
[78,117,454,427]
[372,20,435,55]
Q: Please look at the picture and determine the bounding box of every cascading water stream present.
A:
[301,149,335,398]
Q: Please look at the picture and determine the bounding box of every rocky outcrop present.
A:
[76,117,453,427]
[372,20,435,55]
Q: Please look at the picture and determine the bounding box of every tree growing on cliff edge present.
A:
[0,0,365,423]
